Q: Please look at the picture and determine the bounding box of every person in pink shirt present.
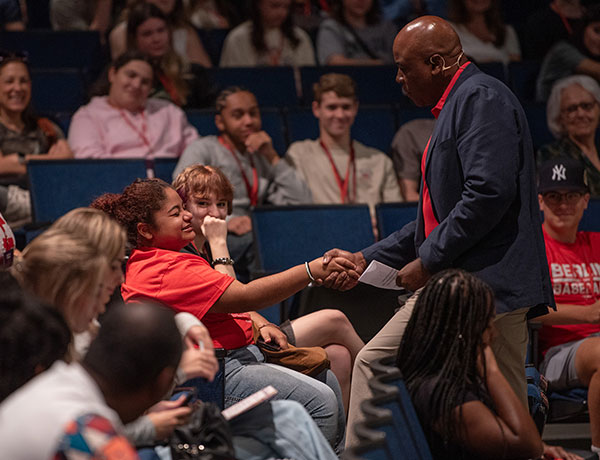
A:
[69,51,198,160]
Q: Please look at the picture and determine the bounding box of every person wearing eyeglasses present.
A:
[537,75,600,196]
[536,156,600,457]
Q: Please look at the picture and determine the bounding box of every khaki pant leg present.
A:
[491,307,529,408]
[345,289,421,448]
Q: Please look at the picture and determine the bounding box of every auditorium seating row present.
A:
[49,101,554,158]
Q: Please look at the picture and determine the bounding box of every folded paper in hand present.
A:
[359,260,406,291]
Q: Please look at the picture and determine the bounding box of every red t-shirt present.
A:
[539,228,600,355]
[121,247,254,349]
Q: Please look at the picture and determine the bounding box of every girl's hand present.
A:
[201,216,227,243]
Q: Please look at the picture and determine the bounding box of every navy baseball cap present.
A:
[538,157,588,194]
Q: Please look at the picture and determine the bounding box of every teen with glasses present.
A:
[538,75,600,196]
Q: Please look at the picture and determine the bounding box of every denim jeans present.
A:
[224,345,345,452]
[231,400,337,460]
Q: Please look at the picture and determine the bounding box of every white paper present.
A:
[359,260,405,291]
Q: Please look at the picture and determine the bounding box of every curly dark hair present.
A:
[396,269,496,452]
[250,0,300,54]
[91,178,171,249]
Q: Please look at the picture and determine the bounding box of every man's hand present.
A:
[319,248,366,291]
[146,396,192,440]
[543,443,584,460]
[396,258,430,291]
[245,131,279,165]
[180,325,219,381]
[227,216,252,235]
[258,324,289,350]
[586,300,600,324]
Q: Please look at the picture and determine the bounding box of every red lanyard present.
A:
[218,136,259,206]
[319,139,356,204]
[119,109,151,153]
[157,72,183,106]
[551,3,573,36]
[268,34,284,66]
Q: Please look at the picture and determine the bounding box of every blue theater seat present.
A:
[27,159,148,224]
[285,105,397,154]
[300,65,405,106]
[208,67,298,107]
[31,69,86,113]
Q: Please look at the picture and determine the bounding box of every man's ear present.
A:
[538,194,545,212]
[430,54,444,76]
[311,100,320,118]
[137,222,153,243]
[584,192,591,209]
[215,113,224,132]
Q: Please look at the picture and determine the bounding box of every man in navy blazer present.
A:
[323,16,555,447]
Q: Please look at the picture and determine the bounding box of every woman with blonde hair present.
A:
[52,207,127,308]
[11,229,108,335]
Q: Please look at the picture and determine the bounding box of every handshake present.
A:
[311,249,431,292]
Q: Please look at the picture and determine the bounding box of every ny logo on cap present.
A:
[552,164,567,181]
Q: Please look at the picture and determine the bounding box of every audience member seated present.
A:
[219,0,316,67]
[172,164,365,412]
[537,5,600,102]
[397,269,543,460]
[447,0,521,65]
[0,0,24,30]
[110,0,212,67]
[0,51,73,228]
[316,0,398,65]
[389,118,435,202]
[69,52,198,159]
[523,0,584,60]
[10,228,108,338]
[173,87,311,280]
[536,156,600,457]
[0,271,71,403]
[189,0,244,29]
[50,0,112,34]
[94,177,354,452]
[290,0,330,30]
[0,302,183,460]
[285,73,402,223]
[538,75,600,196]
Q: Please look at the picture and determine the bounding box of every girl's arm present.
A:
[453,346,543,459]
[211,257,358,313]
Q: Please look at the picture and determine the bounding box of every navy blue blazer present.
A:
[363,64,554,314]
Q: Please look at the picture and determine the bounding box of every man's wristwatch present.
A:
[17,153,26,164]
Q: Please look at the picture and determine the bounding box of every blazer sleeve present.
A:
[362,220,417,269]
[418,86,521,273]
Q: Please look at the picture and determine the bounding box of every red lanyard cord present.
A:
[319,139,356,204]
[218,136,259,206]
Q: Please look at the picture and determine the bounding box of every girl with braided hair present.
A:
[397,269,542,460]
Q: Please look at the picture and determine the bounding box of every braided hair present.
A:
[396,269,496,449]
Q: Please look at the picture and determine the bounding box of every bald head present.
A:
[395,16,462,62]
[392,16,465,107]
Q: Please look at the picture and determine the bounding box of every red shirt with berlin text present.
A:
[539,227,600,355]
